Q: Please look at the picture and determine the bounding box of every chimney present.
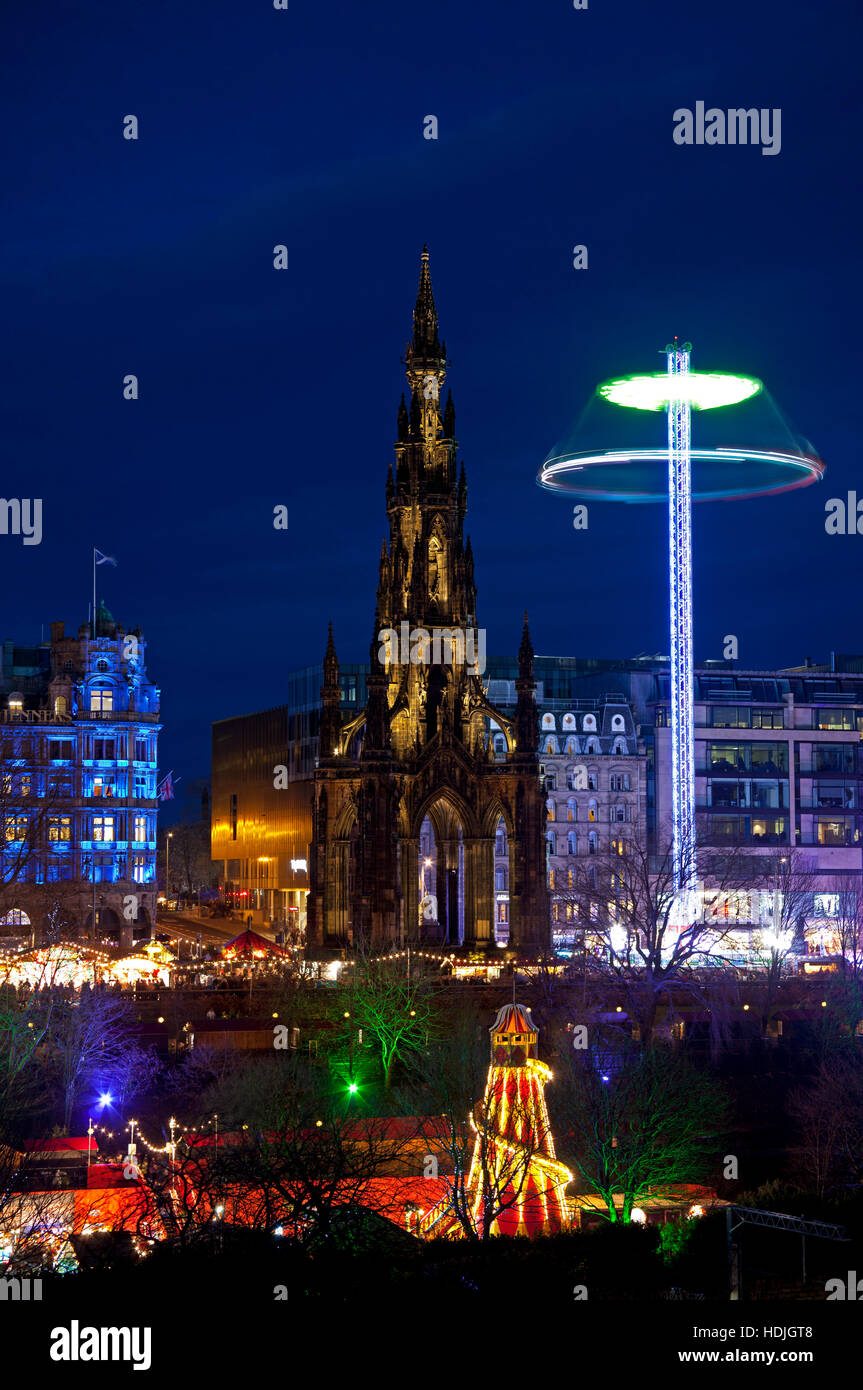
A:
[50,621,64,644]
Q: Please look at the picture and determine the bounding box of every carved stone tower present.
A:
[307,250,549,952]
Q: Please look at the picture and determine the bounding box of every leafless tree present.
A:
[553,1032,729,1223]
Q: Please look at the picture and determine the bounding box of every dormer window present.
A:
[8,694,24,716]
[90,684,113,713]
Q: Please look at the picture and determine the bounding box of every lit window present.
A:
[90,686,113,712]
[48,816,72,842]
[134,815,147,842]
[93,815,115,842]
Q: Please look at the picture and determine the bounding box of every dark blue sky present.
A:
[2,0,861,795]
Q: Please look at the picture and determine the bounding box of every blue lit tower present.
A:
[538,343,823,932]
[666,340,696,916]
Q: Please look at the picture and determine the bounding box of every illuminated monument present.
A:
[539,343,824,924]
[421,1002,572,1238]
[308,250,549,951]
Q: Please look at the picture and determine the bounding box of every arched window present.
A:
[545,736,559,755]
[54,696,67,716]
[565,736,579,755]
[541,713,556,730]
[546,831,556,853]
[588,799,597,823]
[562,713,576,730]
[588,831,598,855]
[583,714,597,732]
[567,868,574,888]
[567,831,577,856]
[495,865,508,891]
[546,799,555,821]
[495,821,508,856]
[612,737,627,755]
[567,798,576,822]
[545,771,557,792]
[586,737,601,755]
[493,734,506,754]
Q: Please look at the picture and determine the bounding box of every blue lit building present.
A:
[0,603,161,944]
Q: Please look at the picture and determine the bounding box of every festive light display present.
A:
[597,370,761,412]
[423,1003,571,1238]
[538,341,825,930]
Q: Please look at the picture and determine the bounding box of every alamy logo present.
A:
[378,622,486,675]
[49,1321,151,1371]
[0,498,42,545]
[673,102,781,156]
[0,1276,42,1300]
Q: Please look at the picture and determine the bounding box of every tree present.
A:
[44,989,151,1130]
[344,953,431,1091]
[553,826,748,1045]
[750,851,814,1038]
[555,1035,729,1224]
[789,1051,863,1198]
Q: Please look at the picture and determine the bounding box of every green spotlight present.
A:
[348,1082,359,1095]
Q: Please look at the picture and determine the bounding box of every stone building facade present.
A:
[0,604,161,944]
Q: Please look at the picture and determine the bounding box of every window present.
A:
[48,740,74,760]
[134,815,147,842]
[48,816,72,842]
[545,772,557,792]
[588,772,598,790]
[565,736,578,755]
[817,818,854,846]
[611,838,624,855]
[497,902,508,924]
[588,831,597,855]
[5,816,28,841]
[135,739,148,761]
[713,706,751,728]
[567,831,577,856]
[19,775,32,797]
[817,709,854,731]
[134,775,149,797]
[131,854,147,884]
[612,737,627,755]
[623,773,631,790]
[548,868,555,889]
[750,743,788,775]
[752,709,784,729]
[90,686,113,712]
[93,815,115,842]
[586,737,601,755]
[588,799,597,822]
[567,798,576,822]
[92,775,116,798]
[813,780,855,809]
[545,737,558,755]
[47,774,73,798]
[546,800,555,821]
[567,868,574,888]
[94,739,116,760]
[546,831,555,853]
[552,903,559,922]
[54,696,67,716]
[814,744,856,774]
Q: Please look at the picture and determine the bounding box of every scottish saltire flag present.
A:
[95,548,117,566]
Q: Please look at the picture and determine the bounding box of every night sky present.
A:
[2,0,861,803]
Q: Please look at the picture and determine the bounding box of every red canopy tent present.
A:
[219,930,286,960]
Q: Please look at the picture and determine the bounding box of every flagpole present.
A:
[92,547,96,637]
